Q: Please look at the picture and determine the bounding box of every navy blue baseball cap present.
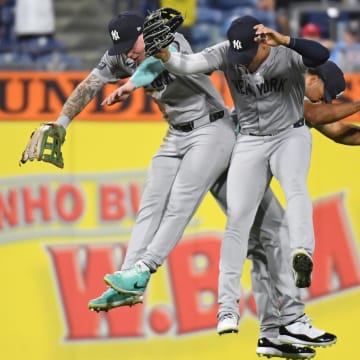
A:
[108,11,144,55]
[227,15,261,65]
[310,61,346,103]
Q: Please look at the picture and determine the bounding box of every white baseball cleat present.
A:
[217,312,239,335]
[256,337,316,359]
[278,314,337,347]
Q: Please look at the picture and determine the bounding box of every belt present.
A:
[248,118,305,136]
[172,110,225,132]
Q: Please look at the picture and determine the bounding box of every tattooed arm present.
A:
[56,73,106,129]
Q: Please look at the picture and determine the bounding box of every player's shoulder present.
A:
[199,41,228,59]
[173,32,193,53]
[92,50,134,81]
[270,45,303,69]
[102,50,135,69]
[271,45,289,57]
[200,41,228,67]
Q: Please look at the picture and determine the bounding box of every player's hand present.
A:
[152,47,171,62]
[101,81,135,106]
[254,24,290,47]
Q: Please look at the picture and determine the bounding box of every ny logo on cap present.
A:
[232,40,243,50]
[111,30,120,41]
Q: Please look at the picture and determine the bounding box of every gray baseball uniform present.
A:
[212,169,304,338]
[162,41,314,317]
[92,33,236,269]
[94,33,307,334]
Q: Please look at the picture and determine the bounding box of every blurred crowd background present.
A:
[0,0,360,72]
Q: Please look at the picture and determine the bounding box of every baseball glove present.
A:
[20,122,66,168]
[143,7,184,56]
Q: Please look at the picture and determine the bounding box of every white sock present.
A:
[135,261,150,272]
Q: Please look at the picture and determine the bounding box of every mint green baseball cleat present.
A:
[104,263,151,295]
[88,287,143,312]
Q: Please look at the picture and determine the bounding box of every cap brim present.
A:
[313,68,332,103]
[108,39,136,55]
[324,88,333,104]
[227,44,258,65]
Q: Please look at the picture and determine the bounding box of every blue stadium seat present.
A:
[18,36,65,59]
[4,0,15,6]
[0,3,16,47]
[190,23,213,50]
[209,0,257,10]
[221,7,278,37]
[197,0,210,6]
[35,51,82,70]
[191,5,225,50]
[0,1,18,62]
[0,0,82,69]
[0,51,33,69]
[195,6,224,24]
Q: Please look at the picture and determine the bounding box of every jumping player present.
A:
[106,14,330,336]
[102,49,360,358]
[250,61,360,356]
[39,10,346,359]
[53,10,325,359]
[93,11,360,358]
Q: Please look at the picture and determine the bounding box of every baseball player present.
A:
[102,44,360,357]
[94,10,357,357]
[90,9,323,359]
[106,13,330,334]
[250,60,360,356]
[19,10,348,359]
[304,64,360,142]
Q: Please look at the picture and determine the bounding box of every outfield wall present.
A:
[0,71,360,122]
[0,72,359,360]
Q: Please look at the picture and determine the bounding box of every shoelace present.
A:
[220,313,237,321]
[294,314,313,329]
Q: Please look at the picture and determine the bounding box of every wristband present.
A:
[56,115,71,129]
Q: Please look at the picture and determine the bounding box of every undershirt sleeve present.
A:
[287,37,330,67]
[164,51,211,75]
[130,44,177,88]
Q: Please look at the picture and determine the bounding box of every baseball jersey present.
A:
[166,41,308,135]
[91,33,229,125]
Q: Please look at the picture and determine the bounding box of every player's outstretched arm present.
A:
[142,8,211,75]
[102,51,175,106]
[102,81,135,106]
[20,72,106,168]
[56,73,106,128]
[153,47,172,62]
[304,99,360,125]
[314,121,360,145]
[158,49,212,75]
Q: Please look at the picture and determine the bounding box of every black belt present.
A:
[293,118,305,128]
[248,118,305,136]
[172,110,225,132]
